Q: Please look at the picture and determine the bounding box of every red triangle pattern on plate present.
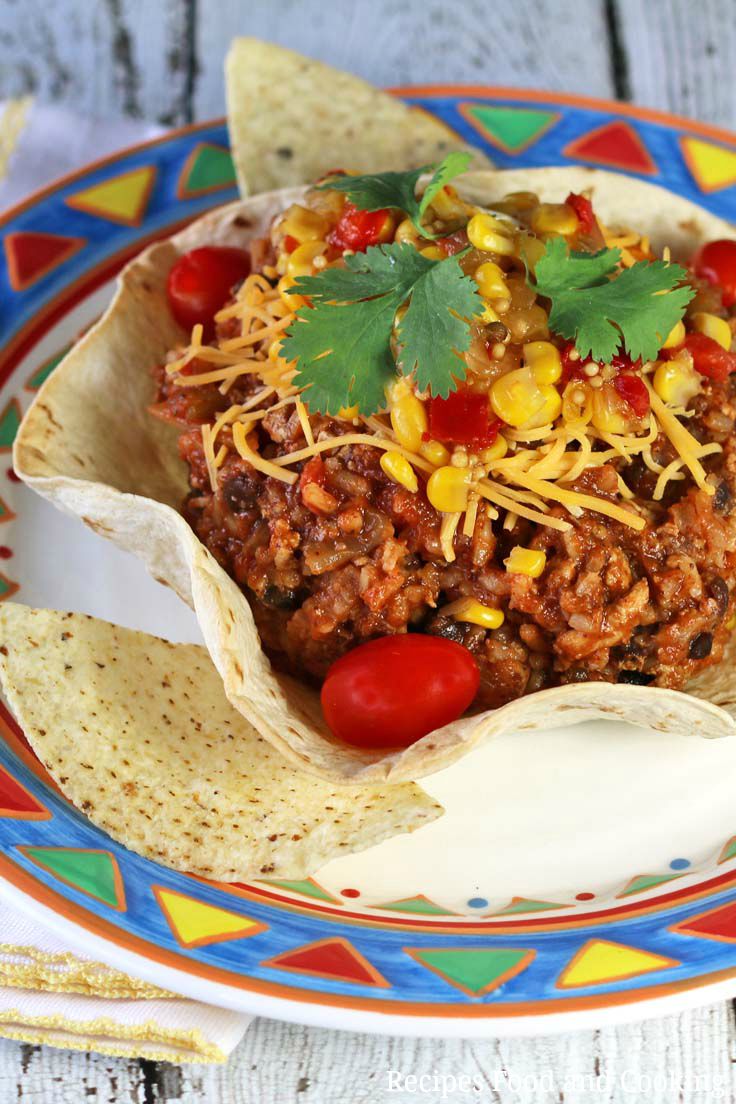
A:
[4,232,86,292]
[0,766,50,820]
[263,938,390,987]
[564,121,656,176]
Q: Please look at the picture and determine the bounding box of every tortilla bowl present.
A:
[13,168,736,783]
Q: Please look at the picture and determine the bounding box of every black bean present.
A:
[428,616,465,645]
[262,585,301,611]
[714,481,733,514]
[689,632,713,660]
[222,473,260,513]
[617,669,654,685]
[486,321,509,343]
[709,576,730,618]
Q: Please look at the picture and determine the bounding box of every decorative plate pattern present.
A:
[1,96,736,1034]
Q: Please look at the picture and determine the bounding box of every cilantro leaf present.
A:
[316,152,471,239]
[281,242,483,415]
[530,238,694,363]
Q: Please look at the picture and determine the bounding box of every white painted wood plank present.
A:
[141,1003,736,1103]
[0,0,192,125]
[193,0,615,121]
[0,1037,146,1102]
[617,0,736,127]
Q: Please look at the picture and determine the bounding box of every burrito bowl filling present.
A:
[151,157,736,746]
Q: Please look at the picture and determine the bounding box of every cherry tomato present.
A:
[566,192,596,235]
[167,246,251,340]
[692,239,736,307]
[429,389,501,447]
[664,333,736,382]
[613,373,650,417]
[321,635,480,748]
[329,202,393,253]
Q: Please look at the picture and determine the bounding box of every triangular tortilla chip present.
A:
[225,38,491,194]
[0,604,441,882]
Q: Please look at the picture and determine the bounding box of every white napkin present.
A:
[0,100,252,1061]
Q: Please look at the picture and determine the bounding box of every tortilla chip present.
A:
[225,38,491,194]
[14,170,736,784]
[0,604,441,881]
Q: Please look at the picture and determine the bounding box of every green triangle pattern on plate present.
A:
[410,947,534,995]
[260,877,337,903]
[0,401,21,450]
[21,846,124,909]
[27,348,68,391]
[463,105,557,153]
[493,897,566,915]
[376,895,455,915]
[618,873,682,897]
[183,144,237,194]
[720,836,736,863]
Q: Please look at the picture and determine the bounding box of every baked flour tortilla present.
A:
[225,38,491,195]
[0,604,441,879]
[13,169,736,783]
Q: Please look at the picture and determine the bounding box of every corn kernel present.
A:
[727,613,736,631]
[420,245,444,260]
[504,546,547,578]
[380,450,418,493]
[386,380,428,452]
[531,203,579,237]
[420,438,451,466]
[395,218,421,245]
[474,261,510,299]
[443,597,504,630]
[480,435,508,462]
[661,320,686,349]
[517,233,546,272]
[561,380,593,425]
[287,240,328,279]
[281,204,329,244]
[277,275,304,310]
[338,404,359,420]
[692,312,732,351]
[591,386,631,434]
[466,213,516,256]
[428,184,468,221]
[653,358,701,407]
[490,367,561,429]
[481,304,500,323]
[523,340,562,384]
[427,465,472,513]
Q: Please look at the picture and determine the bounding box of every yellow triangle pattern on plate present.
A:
[680,137,736,194]
[557,938,679,989]
[65,166,156,226]
[153,886,267,949]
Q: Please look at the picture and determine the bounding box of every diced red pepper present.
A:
[328,202,392,253]
[663,333,736,382]
[283,235,299,254]
[566,193,596,236]
[613,373,650,417]
[429,389,502,447]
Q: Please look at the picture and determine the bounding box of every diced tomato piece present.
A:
[328,202,392,252]
[283,235,299,253]
[300,456,327,488]
[566,192,596,235]
[560,342,592,385]
[692,239,736,307]
[613,373,650,417]
[166,246,251,341]
[664,333,736,382]
[429,389,501,447]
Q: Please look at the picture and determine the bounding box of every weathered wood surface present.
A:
[1,1002,734,1102]
[3,0,736,1099]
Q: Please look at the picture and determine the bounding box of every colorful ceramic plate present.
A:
[2,91,736,1037]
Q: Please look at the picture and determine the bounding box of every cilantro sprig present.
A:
[280,242,482,416]
[316,151,472,239]
[530,238,695,363]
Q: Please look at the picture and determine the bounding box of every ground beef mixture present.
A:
[152,185,736,711]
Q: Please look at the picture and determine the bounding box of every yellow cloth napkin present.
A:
[0,901,250,1061]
